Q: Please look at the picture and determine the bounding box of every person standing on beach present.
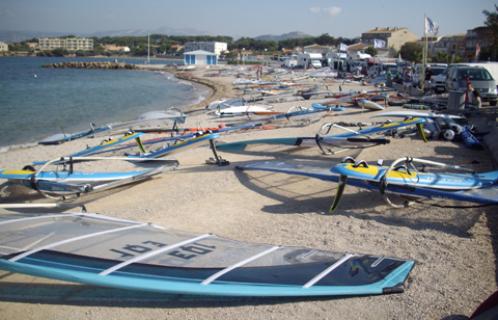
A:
[464,76,482,109]
[256,65,263,80]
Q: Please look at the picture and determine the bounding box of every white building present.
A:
[184,41,227,56]
[0,41,8,52]
[184,50,218,65]
[103,44,131,53]
[39,37,94,51]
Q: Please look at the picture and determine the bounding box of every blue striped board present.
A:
[331,163,498,190]
[0,169,155,182]
[310,103,345,112]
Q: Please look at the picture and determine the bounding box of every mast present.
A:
[147,34,150,64]
[421,15,427,92]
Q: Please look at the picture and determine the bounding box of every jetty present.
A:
[43,61,137,69]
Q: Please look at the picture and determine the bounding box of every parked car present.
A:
[311,60,323,68]
[427,64,448,93]
[446,65,498,106]
[412,64,447,92]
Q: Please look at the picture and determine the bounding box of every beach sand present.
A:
[0,70,496,320]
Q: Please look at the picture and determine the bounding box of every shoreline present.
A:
[172,69,233,113]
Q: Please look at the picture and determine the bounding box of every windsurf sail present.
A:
[0,212,414,297]
[38,109,186,146]
[70,132,145,157]
[33,132,145,166]
[39,123,112,145]
[216,118,425,154]
[126,132,220,160]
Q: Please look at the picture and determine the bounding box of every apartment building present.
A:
[39,37,94,51]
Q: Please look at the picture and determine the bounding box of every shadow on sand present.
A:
[230,159,487,238]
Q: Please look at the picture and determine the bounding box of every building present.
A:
[303,44,334,55]
[346,42,369,55]
[417,36,439,56]
[361,27,418,51]
[183,41,227,56]
[431,34,466,58]
[26,42,38,50]
[102,44,131,53]
[184,50,218,65]
[465,26,493,60]
[39,37,94,51]
[0,41,8,52]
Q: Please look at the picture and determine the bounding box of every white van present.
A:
[446,65,498,106]
[311,60,322,68]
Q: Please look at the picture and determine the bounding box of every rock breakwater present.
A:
[43,61,137,69]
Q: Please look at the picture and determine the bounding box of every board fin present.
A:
[207,140,230,166]
[416,123,428,143]
[329,174,347,213]
[135,136,146,153]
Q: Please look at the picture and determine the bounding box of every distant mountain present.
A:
[89,26,210,37]
[254,31,312,42]
[0,26,212,43]
[0,30,70,43]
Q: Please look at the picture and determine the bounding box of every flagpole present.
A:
[147,34,150,64]
[421,14,427,92]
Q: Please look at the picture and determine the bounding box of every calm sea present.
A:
[0,56,207,148]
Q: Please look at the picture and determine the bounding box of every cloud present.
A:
[309,6,342,17]
[324,6,342,17]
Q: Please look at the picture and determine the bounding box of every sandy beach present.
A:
[0,68,496,320]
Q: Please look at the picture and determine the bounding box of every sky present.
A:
[0,0,496,38]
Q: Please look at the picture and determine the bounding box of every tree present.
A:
[315,33,335,46]
[8,42,30,52]
[365,46,377,56]
[431,51,450,63]
[483,5,498,60]
[50,48,69,56]
[400,42,423,63]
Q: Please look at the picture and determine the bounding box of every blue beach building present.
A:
[183,50,218,65]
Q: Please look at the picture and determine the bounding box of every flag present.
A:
[373,39,386,49]
[475,42,481,61]
[424,16,439,35]
[339,43,348,52]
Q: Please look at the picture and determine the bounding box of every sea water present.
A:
[0,56,208,148]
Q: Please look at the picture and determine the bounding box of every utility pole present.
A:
[421,15,427,92]
[147,34,151,64]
